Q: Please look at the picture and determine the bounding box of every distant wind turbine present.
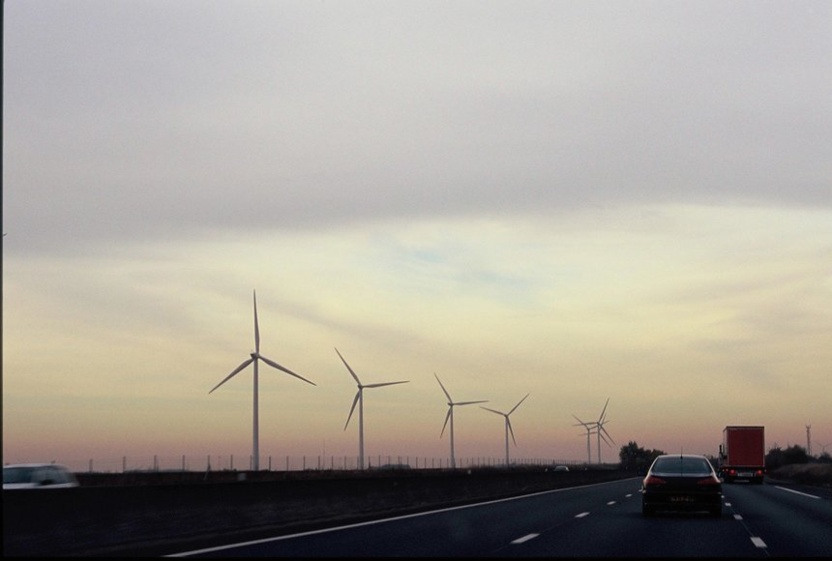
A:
[209,290,316,471]
[481,393,529,467]
[435,373,487,469]
[594,397,615,464]
[572,414,595,464]
[336,347,409,470]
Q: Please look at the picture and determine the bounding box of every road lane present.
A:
[722,481,832,557]
[169,478,830,557]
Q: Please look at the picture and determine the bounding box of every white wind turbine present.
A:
[481,393,530,467]
[335,347,409,470]
[572,414,595,464]
[435,373,487,469]
[594,397,615,464]
[209,290,316,471]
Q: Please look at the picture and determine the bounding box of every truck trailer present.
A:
[719,425,766,484]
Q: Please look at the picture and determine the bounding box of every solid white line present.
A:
[511,533,539,544]
[775,485,821,499]
[750,537,767,549]
[575,512,590,518]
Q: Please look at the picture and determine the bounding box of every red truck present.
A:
[718,425,766,484]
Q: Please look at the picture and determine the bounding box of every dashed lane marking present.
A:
[750,537,767,549]
[575,512,590,518]
[511,533,539,544]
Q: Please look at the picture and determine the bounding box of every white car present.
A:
[3,463,80,489]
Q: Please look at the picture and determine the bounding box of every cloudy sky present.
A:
[3,0,831,472]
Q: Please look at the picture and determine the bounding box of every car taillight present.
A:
[644,475,666,486]
[697,476,720,486]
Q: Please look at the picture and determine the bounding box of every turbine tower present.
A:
[481,393,529,467]
[336,347,409,470]
[435,373,487,469]
[572,414,595,464]
[594,397,615,464]
[209,290,316,471]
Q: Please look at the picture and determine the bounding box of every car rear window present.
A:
[651,457,712,476]
[3,466,36,484]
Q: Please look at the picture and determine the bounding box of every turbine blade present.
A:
[334,347,361,384]
[600,423,615,445]
[481,406,504,416]
[364,380,409,389]
[434,373,452,402]
[599,431,613,447]
[440,407,451,438]
[253,290,260,354]
[209,357,254,393]
[344,391,360,430]
[457,400,488,406]
[597,397,610,423]
[507,419,517,446]
[258,354,316,386]
[509,393,530,415]
[572,414,587,425]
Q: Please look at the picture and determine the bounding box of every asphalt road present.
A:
[166,478,832,558]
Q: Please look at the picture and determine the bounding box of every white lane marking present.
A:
[724,502,732,507]
[625,493,633,498]
[775,485,821,499]
[733,514,743,520]
[607,501,616,505]
[511,533,539,544]
[575,512,590,518]
[750,537,767,549]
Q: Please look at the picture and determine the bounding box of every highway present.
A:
[168,478,832,558]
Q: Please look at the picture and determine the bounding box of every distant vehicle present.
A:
[553,465,570,472]
[3,463,80,489]
[640,454,722,517]
[718,425,766,484]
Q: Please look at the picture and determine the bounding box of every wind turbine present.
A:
[594,397,615,464]
[435,373,487,469]
[209,290,316,471]
[572,414,595,464]
[481,393,529,467]
[336,347,409,470]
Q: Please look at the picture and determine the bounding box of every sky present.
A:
[3,0,831,473]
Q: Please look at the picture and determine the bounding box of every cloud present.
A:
[4,1,831,254]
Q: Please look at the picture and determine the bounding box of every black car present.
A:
[641,454,722,517]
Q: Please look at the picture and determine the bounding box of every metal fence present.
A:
[58,455,585,474]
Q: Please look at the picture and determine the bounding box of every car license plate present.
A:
[670,496,694,502]
[739,471,753,477]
